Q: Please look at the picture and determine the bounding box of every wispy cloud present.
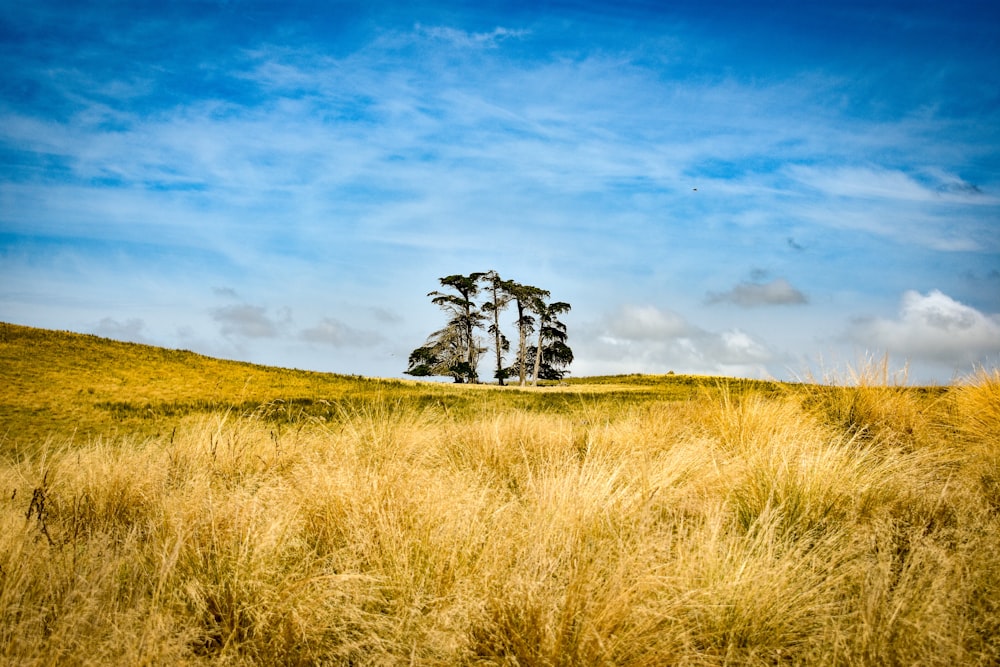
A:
[786,165,998,205]
[416,24,529,48]
[370,307,403,325]
[4,25,994,263]
[787,238,805,252]
[706,278,808,307]
[299,317,384,347]
[211,304,289,339]
[93,317,148,343]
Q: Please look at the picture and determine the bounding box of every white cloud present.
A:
[711,329,773,364]
[601,304,694,341]
[847,290,1000,366]
[707,278,808,307]
[577,304,774,378]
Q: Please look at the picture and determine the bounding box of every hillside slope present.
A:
[0,323,392,444]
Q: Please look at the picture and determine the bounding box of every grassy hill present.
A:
[0,322,785,447]
[1,321,998,665]
[0,322,388,445]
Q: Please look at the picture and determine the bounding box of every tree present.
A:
[525,338,574,381]
[530,297,572,385]
[480,271,512,385]
[405,273,485,383]
[404,324,468,382]
[431,273,486,382]
[505,281,549,386]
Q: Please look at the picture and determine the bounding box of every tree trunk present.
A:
[518,314,529,386]
[532,326,544,386]
[493,288,504,386]
[495,328,504,385]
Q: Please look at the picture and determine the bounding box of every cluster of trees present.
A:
[405,271,573,385]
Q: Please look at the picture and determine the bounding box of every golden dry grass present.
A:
[1,324,998,665]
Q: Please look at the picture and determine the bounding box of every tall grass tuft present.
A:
[801,354,940,449]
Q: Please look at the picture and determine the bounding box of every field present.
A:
[1,322,998,665]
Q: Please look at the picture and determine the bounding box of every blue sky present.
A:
[2,0,998,383]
